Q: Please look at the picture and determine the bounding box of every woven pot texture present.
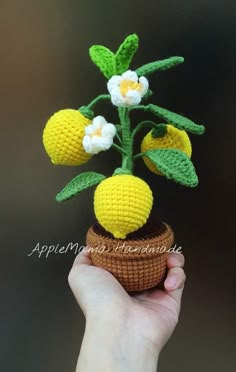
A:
[86,217,174,292]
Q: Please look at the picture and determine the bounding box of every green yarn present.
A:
[144,149,198,187]
[131,120,160,140]
[86,94,111,110]
[143,89,153,101]
[136,56,184,77]
[115,124,122,133]
[89,45,115,79]
[118,107,134,172]
[113,167,132,176]
[152,124,167,138]
[112,143,126,154]
[115,34,139,74]
[78,106,94,120]
[129,104,205,135]
[56,172,106,202]
[89,34,139,79]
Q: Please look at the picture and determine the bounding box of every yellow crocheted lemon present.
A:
[141,124,192,174]
[94,175,153,239]
[43,109,92,166]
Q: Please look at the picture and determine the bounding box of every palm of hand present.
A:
[69,252,185,351]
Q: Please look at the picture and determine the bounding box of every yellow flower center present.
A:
[119,79,142,96]
[91,128,102,137]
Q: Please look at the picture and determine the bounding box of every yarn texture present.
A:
[141,124,192,174]
[144,149,198,187]
[115,34,139,74]
[43,109,92,166]
[42,33,206,290]
[56,172,106,202]
[42,33,205,244]
[136,56,184,76]
[86,219,174,291]
[89,34,139,79]
[94,175,153,239]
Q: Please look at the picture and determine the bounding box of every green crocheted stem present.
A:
[112,143,127,154]
[115,132,122,145]
[113,167,132,175]
[131,120,165,140]
[136,57,184,77]
[129,104,205,134]
[144,149,198,187]
[118,107,133,172]
[133,152,145,160]
[86,94,111,110]
[56,172,106,202]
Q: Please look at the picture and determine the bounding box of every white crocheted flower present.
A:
[107,70,149,107]
[82,116,116,154]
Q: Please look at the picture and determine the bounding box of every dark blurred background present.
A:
[0,0,235,371]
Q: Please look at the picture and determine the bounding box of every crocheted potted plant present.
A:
[43,34,205,292]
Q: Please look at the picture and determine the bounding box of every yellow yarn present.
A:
[43,109,92,166]
[141,124,192,175]
[94,175,153,239]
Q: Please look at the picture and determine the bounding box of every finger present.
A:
[68,251,93,295]
[167,252,185,269]
[73,249,93,267]
[164,267,186,304]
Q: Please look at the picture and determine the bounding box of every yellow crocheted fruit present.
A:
[43,109,92,166]
[94,175,153,239]
[141,124,192,175]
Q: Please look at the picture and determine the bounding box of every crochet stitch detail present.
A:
[141,124,192,175]
[56,172,106,202]
[43,109,92,166]
[94,175,153,239]
[136,56,184,76]
[144,149,198,187]
[89,45,116,79]
[115,34,139,74]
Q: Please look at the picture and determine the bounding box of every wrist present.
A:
[77,311,160,372]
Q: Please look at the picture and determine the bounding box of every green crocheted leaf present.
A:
[136,57,184,76]
[115,34,139,74]
[89,45,116,79]
[144,149,198,187]
[145,104,205,135]
[56,172,106,202]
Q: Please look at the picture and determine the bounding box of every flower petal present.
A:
[82,135,92,153]
[125,90,141,106]
[84,124,94,136]
[110,88,126,107]
[92,115,107,130]
[102,123,116,137]
[91,136,113,153]
[139,76,149,97]
[107,75,122,93]
[122,70,138,82]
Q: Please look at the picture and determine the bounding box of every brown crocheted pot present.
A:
[86,217,174,292]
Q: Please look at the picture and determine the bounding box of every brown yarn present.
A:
[86,217,174,292]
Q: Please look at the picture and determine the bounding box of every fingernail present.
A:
[166,276,177,289]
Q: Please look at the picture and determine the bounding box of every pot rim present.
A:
[86,222,174,259]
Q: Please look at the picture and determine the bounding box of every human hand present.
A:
[68,251,185,372]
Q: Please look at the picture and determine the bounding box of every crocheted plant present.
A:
[43,34,205,239]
